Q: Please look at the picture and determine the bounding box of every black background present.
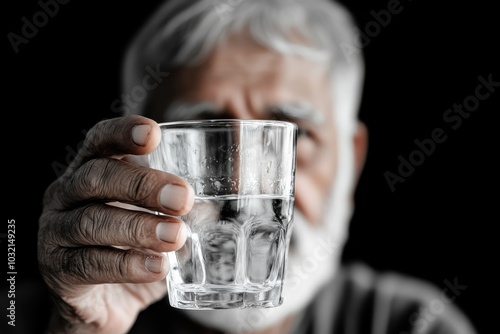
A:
[3,0,498,333]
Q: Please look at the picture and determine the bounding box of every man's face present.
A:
[154,32,339,228]
[148,32,355,332]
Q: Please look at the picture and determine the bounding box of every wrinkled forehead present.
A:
[149,32,333,123]
[188,32,329,85]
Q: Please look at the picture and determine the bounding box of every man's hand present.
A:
[38,115,194,334]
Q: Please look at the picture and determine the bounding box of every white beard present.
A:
[179,131,356,333]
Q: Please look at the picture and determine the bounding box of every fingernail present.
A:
[156,222,185,243]
[132,124,152,146]
[145,256,163,273]
[160,184,188,211]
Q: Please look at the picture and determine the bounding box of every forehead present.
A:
[174,32,332,113]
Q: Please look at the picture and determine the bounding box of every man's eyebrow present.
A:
[162,101,326,125]
[269,103,325,126]
[163,101,221,122]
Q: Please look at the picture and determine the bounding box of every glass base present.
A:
[167,283,284,310]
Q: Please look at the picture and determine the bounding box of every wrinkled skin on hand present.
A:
[38,115,194,334]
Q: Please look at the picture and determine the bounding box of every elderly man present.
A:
[38,0,476,333]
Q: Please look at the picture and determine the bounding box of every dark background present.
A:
[3,0,497,333]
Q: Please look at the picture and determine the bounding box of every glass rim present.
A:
[157,119,298,130]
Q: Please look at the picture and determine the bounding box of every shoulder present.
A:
[317,262,477,334]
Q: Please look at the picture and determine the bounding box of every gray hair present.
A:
[123,0,364,135]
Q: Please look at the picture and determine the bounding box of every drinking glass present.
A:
[148,119,297,309]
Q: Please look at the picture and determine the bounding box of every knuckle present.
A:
[63,248,91,279]
[84,159,114,189]
[75,158,116,198]
[117,251,133,278]
[127,170,158,203]
[76,204,104,243]
[52,205,91,246]
[37,238,65,278]
[128,211,154,245]
[82,249,132,281]
[38,211,64,253]
[84,119,111,149]
[54,247,112,283]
